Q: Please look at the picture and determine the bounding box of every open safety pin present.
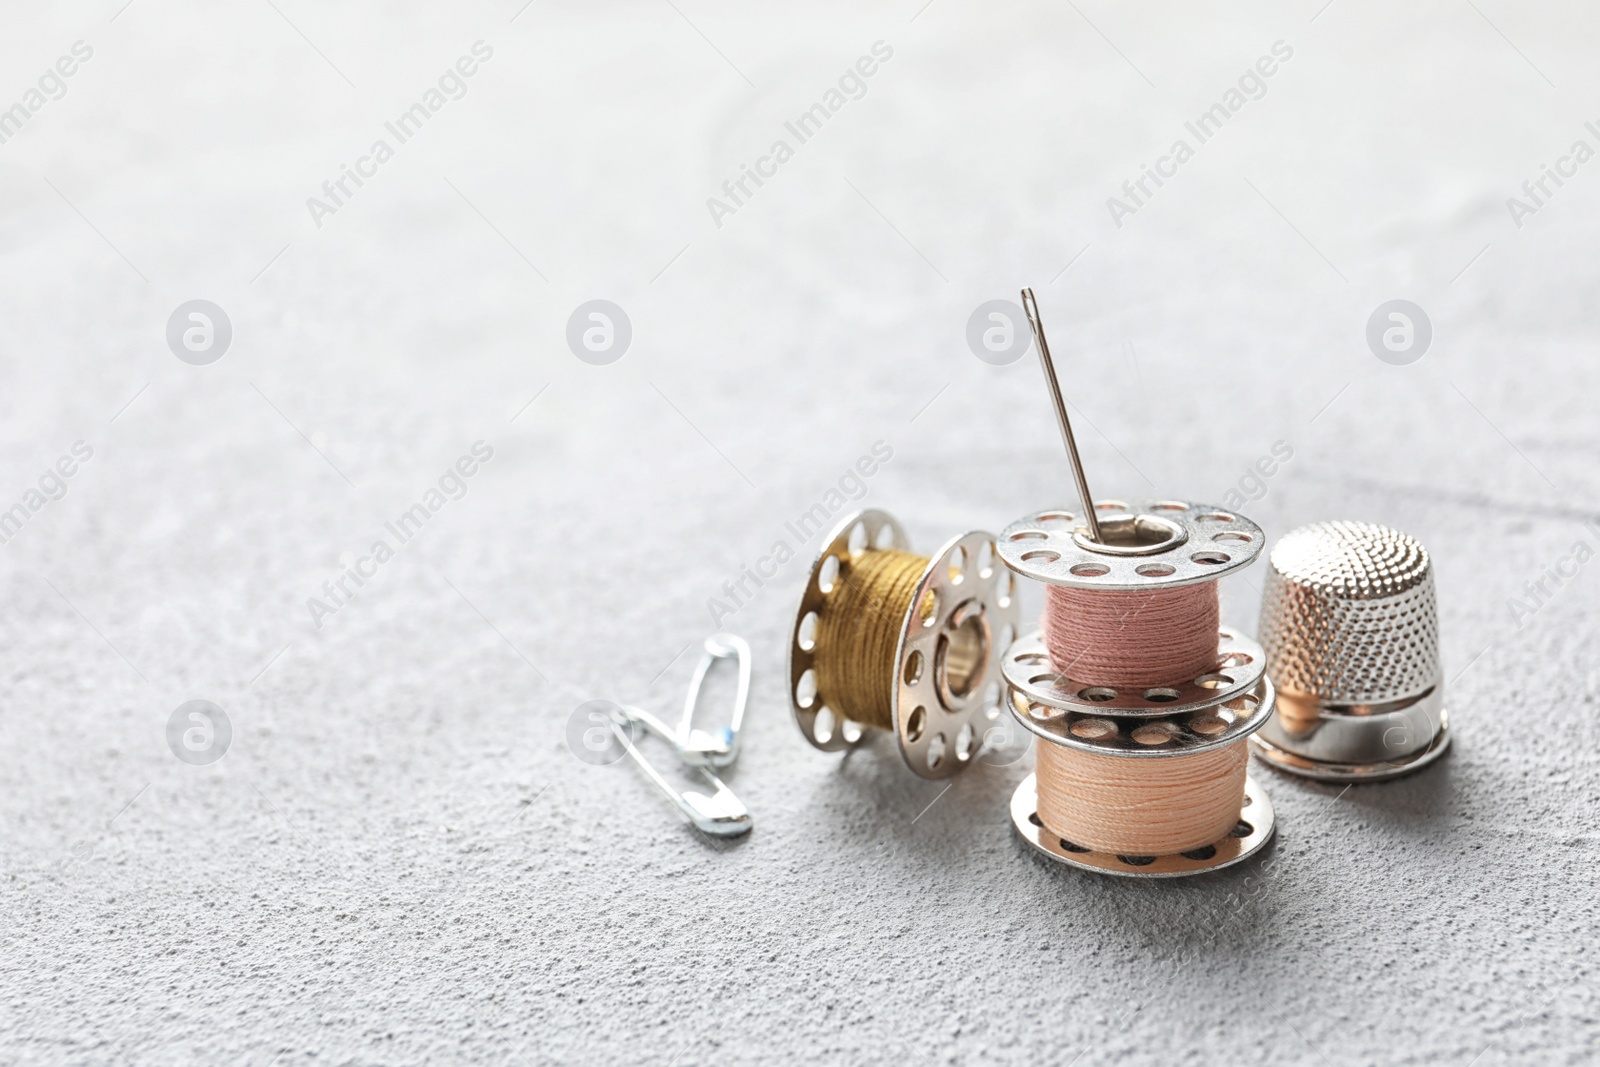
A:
[674,633,751,769]
[611,703,753,838]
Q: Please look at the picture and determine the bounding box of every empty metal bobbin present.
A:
[788,508,1021,779]
[1251,520,1450,781]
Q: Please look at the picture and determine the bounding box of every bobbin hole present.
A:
[1196,513,1235,523]
[796,669,818,709]
[874,524,896,549]
[955,723,975,761]
[1181,845,1217,861]
[1187,715,1230,737]
[1059,839,1090,853]
[1028,811,1042,827]
[983,681,1001,720]
[1095,500,1129,513]
[813,706,836,743]
[1135,563,1176,577]
[1142,688,1182,703]
[847,522,869,557]
[1219,652,1253,668]
[797,612,818,652]
[1029,703,1067,723]
[938,612,988,702]
[904,650,924,686]
[841,720,862,743]
[1038,511,1074,524]
[1194,673,1234,690]
[1191,551,1231,566]
[1078,686,1117,702]
[948,546,967,584]
[1020,550,1060,564]
[906,705,926,742]
[1151,501,1189,511]
[996,572,1014,608]
[976,541,994,578]
[1118,855,1156,867]
[927,733,947,769]
[1008,530,1047,542]
[1016,652,1048,666]
[818,555,840,592]
[1075,513,1186,557]
[1070,718,1118,740]
[1070,562,1110,577]
[1212,531,1252,545]
[1230,821,1253,838]
[917,589,939,627]
[1131,722,1180,745]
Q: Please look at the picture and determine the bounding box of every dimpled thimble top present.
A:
[1257,521,1440,705]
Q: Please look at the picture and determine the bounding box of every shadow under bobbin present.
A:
[788,508,1019,778]
[998,498,1279,876]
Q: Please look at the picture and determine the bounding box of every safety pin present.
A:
[611,703,753,838]
[674,633,751,770]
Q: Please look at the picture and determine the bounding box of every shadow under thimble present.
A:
[1250,521,1451,782]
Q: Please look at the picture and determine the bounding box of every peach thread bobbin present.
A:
[788,508,1020,778]
[994,289,1279,877]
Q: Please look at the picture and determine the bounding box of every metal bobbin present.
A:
[1250,520,1450,781]
[788,508,1020,779]
[1004,655,1278,877]
[1010,772,1275,878]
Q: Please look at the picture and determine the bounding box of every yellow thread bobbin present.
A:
[788,509,1019,779]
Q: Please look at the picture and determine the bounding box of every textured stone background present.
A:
[1,2,1597,1064]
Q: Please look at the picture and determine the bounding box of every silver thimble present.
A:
[1250,521,1450,781]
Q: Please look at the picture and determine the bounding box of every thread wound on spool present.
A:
[814,549,927,730]
[1034,740,1248,855]
[1043,583,1220,688]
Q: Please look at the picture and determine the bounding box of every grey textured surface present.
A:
[3,2,1598,1065]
